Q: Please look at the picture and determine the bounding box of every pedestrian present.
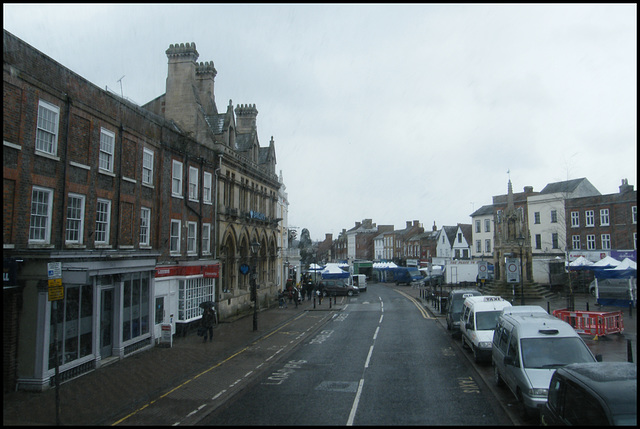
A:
[201,306,215,342]
[278,290,287,308]
[300,286,306,301]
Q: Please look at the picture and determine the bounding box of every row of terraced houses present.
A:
[3,31,302,391]
[314,179,636,286]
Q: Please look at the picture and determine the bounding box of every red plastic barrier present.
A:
[552,309,624,336]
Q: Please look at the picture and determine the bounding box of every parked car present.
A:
[446,289,482,337]
[460,296,512,363]
[318,280,359,297]
[493,306,601,418]
[540,362,636,426]
[589,278,636,299]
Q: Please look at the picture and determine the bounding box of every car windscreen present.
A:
[520,337,595,369]
[475,310,501,330]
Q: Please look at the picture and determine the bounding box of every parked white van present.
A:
[460,296,512,363]
[492,306,601,418]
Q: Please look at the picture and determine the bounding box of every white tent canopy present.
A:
[593,256,621,267]
[569,256,594,267]
[373,262,398,269]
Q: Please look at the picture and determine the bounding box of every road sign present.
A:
[506,258,520,283]
[478,261,488,280]
[48,262,62,279]
[48,285,64,301]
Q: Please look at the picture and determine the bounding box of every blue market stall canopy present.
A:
[597,258,637,279]
[321,263,350,279]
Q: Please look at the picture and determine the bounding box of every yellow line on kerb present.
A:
[393,289,433,319]
[112,313,307,425]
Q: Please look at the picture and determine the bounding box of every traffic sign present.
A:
[506,258,520,283]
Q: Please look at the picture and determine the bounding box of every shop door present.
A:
[100,289,114,357]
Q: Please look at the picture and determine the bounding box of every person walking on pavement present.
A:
[201,306,215,342]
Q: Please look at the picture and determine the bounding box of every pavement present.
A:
[3,284,636,426]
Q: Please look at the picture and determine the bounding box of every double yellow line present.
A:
[393,289,433,319]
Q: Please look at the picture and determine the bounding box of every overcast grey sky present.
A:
[4,4,637,241]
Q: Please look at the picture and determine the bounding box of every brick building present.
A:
[3,31,282,391]
[565,178,637,260]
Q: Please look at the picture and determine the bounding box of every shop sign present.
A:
[155,264,220,278]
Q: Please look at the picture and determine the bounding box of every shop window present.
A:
[48,284,93,370]
[122,272,150,342]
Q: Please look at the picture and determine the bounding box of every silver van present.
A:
[492,306,601,418]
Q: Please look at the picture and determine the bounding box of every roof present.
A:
[500,312,580,338]
[539,177,600,196]
[470,204,494,217]
[559,362,637,418]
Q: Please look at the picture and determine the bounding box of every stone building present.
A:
[142,42,282,321]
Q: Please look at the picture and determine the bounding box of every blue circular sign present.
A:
[240,264,250,275]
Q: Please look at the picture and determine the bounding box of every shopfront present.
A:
[154,262,220,337]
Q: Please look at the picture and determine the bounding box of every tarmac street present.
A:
[2,283,635,426]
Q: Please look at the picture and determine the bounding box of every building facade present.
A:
[3,32,283,391]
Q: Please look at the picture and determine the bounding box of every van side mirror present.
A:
[465,322,472,330]
[503,356,515,366]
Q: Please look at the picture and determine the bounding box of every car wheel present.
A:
[347,290,353,296]
[590,288,596,297]
[494,365,504,387]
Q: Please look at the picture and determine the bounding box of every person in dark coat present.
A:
[201,307,215,342]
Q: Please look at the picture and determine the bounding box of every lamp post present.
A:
[250,240,261,331]
[516,234,525,305]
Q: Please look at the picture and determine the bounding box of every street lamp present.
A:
[250,240,261,331]
[516,234,525,305]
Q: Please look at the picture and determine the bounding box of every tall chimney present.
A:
[165,42,199,133]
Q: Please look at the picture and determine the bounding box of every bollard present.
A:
[586,302,589,312]
[627,339,634,363]
[629,302,633,318]
[329,297,332,309]
[547,301,550,314]
[313,295,316,309]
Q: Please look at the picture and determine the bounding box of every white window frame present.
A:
[475,220,481,233]
[551,233,559,249]
[140,207,151,246]
[187,221,197,254]
[485,239,491,253]
[475,240,481,253]
[585,210,595,227]
[572,235,580,250]
[571,211,580,228]
[99,128,115,173]
[65,193,85,244]
[202,223,211,255]
[29,186,54,244]
[95,199,111,244]
[188,166,199,201]
[170,219,181,253]
[142,148,154,185]
[534,212,541,224]
[35,100,60,155]
[484,219,490,233]
[599,209,609,226]
[203,172,212,204]
[633,206,637,224]
[172,160,183,197]
[550,210,558,224]
[601,234,611,250]
[586,234,596,250]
